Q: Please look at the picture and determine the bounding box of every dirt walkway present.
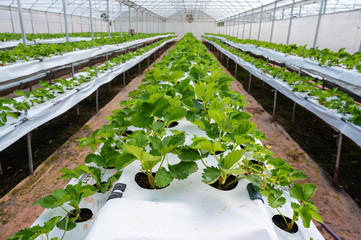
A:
[226,70,361,240]
[0,45,175,240]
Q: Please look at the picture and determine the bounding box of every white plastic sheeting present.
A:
[203,37,361,147]
[0,37,176,153]
[205,35,361,96]
[0,34,172,86]
[86,119,324,240]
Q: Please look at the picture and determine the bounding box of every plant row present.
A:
[7,36,176,240]
[203,35,361,126]
[207,33,361,73]
[0,33,172,66]
[0,36,175,127]
[0,32,128,42]
[8,33,322,240]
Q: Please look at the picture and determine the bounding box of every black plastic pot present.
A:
[272,214,298,234]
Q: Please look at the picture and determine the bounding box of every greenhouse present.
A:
[0,0,360,239]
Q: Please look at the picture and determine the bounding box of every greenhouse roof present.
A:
[0,0,360,21]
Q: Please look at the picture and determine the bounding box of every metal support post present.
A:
[136,10,138,35]
[249,9,254,39]
[291,102,296,122]
[80,14,83,32]
[333,132,343,182]
[146,13,148,33]
[248,73,252,92]
[71,63,74,76]
[273,90,277,117]
[62,0,69,42]
[16,0,27,45]
[119,3,122,37]
[0,160,3,175]
[235,64,237,78]
[286,0,295,45]
[123,72,126,85]
[95,89,99,112]
[27,133,34,174]
[153,16,155,33]
[30,10,35,34]
[226,57,229,68]
[313,0,325,48]
[270,0,277,42]
[107,0,111,37]
[237,14,241,37]
[142,12,144,33]
[128,6,131,32]
[71,14,74,33]
[9,6,15,33]
[148,56,150,67]
[46,11,50,33]
[59,13,63,32]
[242,12,246,39]
[258,6,264,41]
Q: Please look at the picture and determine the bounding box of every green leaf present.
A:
[155,167,174,188]
[221,150,245,169]
[14,90,26,96]
[246,174,262,191]
[202,166,220,184]
[56,216,77,231]
[131,112,154,128]
[177,146,203,161]
[160,134,185,155]
[58,167,85,180]
[164,107,187,123]
[169,161,198,180]
[122,144,161,170]
[289,170,308,180]
[267,189,286,209]
[33,189,69,209]
[300,205,313,228]
[152,121,165,134]
[289,183,304,201]
[149,136,163,150]
[42,216,62,233]
[303,183,317,201]
[115,151,136,170]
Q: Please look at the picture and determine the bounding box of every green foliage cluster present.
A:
[78,32,323,233]
[203,35,361,126]
[207,33,361,72]
[9,33,322,239]
[0,32,128,42]
[0,35,175,127]
[0,32,173,65]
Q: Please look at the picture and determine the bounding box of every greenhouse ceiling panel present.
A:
[1,0,360,22]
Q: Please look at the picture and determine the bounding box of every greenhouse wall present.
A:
[218,9,361,53]
[0,7,112,34]
[165,11,216,38]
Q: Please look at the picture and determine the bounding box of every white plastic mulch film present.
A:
[85,121,324,240]
[84,61,324,240]
[202,37,361,148]
[0,35,174,153]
